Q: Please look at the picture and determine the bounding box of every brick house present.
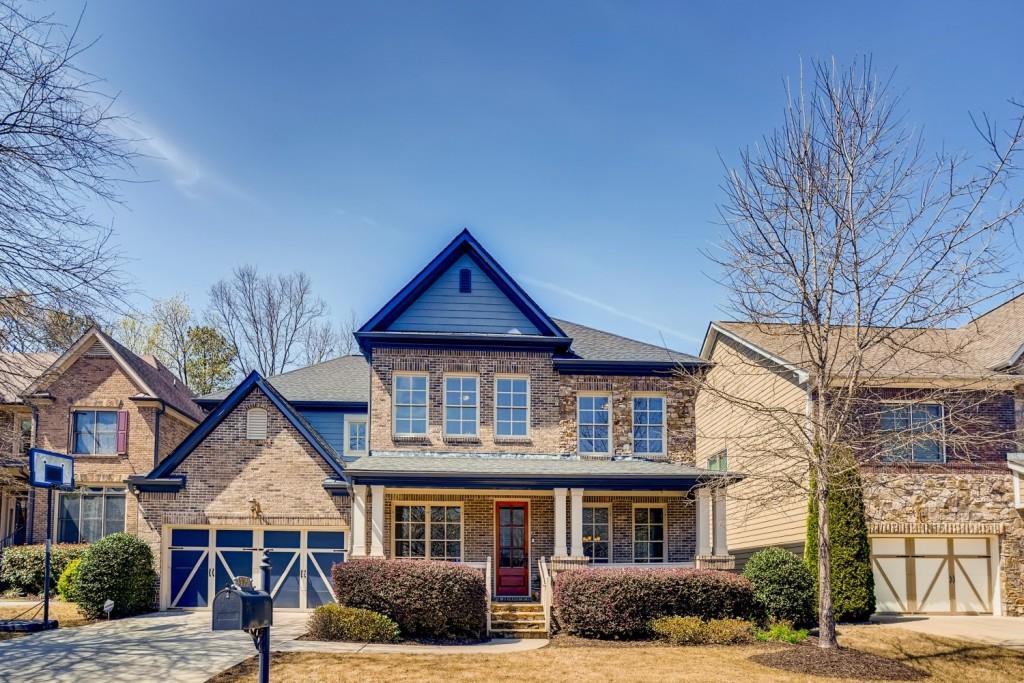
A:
[696,298,1024,617]
[126,230,738,626]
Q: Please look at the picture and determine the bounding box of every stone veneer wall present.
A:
[862,470,1024,616]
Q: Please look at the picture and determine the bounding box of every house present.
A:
[124,229,738,626]
[696,298,1024,617]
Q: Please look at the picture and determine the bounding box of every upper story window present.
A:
[394,374,428,436]
[246,408,268,440]
[57,485,126,543]
[72,410,120,455]
[707,449,728,471]
[18,416,31,455]
[880,403,944,463]
[495,377,529,438]
[578,395,611,454]
[632,396,665,455]
[444,375,478,437]
[344,415,368,455]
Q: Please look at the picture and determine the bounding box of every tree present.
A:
[699,58,1024,648]
[303,309,359,366]
[183,326,235,395]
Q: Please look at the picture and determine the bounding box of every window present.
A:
[633,506,665,562]
[495,377,529,438]
[582,505,611,563]
[18,416,31,455]
[72,410,118,455]
[632,396,665,455]
[393,374,428,436]
[707,449,728,472]
[246,408,268,440]
[880,403,944,463]
[57,486,126,543]
[578,395,611,454]
[393,504,462,560]
[444,375,478,437]
[344,415,368,455]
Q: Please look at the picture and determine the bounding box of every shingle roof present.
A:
[100,331,205,421]
[555,319,703,365]
[0,352,58,403]
[200,355,370,403]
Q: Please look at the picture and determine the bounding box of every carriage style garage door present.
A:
[871,536,995,615]
[167,527,345,609]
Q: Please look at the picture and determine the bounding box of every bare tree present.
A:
[302,308,360,365]
[152,295,193,382]
[699,59,1024,648]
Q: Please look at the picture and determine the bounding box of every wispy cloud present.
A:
[521,276,701,344]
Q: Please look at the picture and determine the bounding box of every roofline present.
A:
[700,322,810,384]
[128,397,200,427]
[346,468,739,490]
[552,359,706,375]
[356,330,573,354]
[195,397,368,412]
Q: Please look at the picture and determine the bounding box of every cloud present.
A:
[521,276,702,344]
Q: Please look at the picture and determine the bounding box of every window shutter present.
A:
[116,410,129,455]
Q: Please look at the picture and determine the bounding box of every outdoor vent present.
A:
[459,268,472,293]
[84,340,110,357]
[246,408,268,440]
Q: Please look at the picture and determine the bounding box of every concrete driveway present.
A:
[870,615,1024,651]
[0,610,308,683]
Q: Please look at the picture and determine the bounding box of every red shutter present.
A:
[116,410,129,455]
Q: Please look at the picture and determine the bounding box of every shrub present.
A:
[743,547,815,628]
[704,618,756,644]
[553,568,755,639]
[651,616,755,645]
[56,558,82,602]
[74,533,157,619]
[333,558,487,640]
[306,604,401,643]
[0,544,87,596]
[756,621,809,644]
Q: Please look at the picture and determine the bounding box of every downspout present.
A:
[25,405,38,544]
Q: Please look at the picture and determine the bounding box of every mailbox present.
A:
[212,582,273,631]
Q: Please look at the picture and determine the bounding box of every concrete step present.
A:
[491,618,545,629]
[490,603,544,613]
[490,627,549,639]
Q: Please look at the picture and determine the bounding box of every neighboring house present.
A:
[696,297,1024,617]
[127,230,737,628]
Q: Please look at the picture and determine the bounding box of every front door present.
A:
[495,502,529,597]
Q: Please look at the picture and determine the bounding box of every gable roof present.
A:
[0,352,58,404]
[144,371,347,484]
[23,327,204,422]
[199,355,370,404]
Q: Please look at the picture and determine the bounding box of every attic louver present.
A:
[84,340,110,357]
[459,268,472,293]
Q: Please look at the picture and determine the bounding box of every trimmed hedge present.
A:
[650,616,755,645]
[57,558,82,602]
[307,604,401,643]
[74,533,157,619]
[553,568,756,639]
[0,543,87,596]
[743,547,815,628]
[333,558,487,640]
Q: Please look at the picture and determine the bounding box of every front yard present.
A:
[0,601,90,641]
[209,626,1024,683]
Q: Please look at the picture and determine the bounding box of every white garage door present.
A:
[871,536,994,614]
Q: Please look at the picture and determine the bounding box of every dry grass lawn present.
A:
[209,625,1024,683]
[0,601,90,641]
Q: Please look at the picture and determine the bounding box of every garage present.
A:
[165,527,345,610]
[871,536,996,615]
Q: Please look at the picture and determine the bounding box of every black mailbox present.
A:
[212,582,273,631]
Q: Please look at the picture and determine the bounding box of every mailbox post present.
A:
[212,550,273,683]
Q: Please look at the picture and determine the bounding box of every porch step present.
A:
[490,602,547,639]
[490,627,549,639]
[491,617,545,629]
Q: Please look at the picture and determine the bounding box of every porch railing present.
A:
[484,555,492,635]
[538,556,553,633]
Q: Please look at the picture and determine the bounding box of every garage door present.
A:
[871,536,993,614]
[167,528,345,609]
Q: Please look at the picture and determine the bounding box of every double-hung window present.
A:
[495,377,529,438]
[72,410,118,455]
[879,403,944,463]
[444,375,478,437]
[578,395,611,454]
[582,505,611,563]
[632,396,665,455]
[393,504,462,560]
[393,374,428,436]
[707,449,728,471]
[632,505,665,562]
[344,415,368,455]
[57,486,126,543]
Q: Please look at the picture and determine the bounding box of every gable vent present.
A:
[84,340,111,357]
[246,408,268,440]
[458,268,472,293]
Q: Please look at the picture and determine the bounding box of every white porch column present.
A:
[370,484,385,557]
[553,487,568,557]
[696,487,712,556]
[712,488,728,556]
[570,487,584,557]
[351,484,368,557]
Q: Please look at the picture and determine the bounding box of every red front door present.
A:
[495,502,529,597]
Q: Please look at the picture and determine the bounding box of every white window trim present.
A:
[494,374,531,440]
[577,393,613,455]
[55,484,127,544]
[390,501,464,561]
[392,372,430,437]
[343,414,369,456]
[582,503,613,563]
[443,373,480,438]
[879,401,947,464]
[631,393,667,457]
[70,409,119,456]
[631,503,668,563]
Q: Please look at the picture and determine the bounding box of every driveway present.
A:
[0,610,308,683]
[870,615,1024,651]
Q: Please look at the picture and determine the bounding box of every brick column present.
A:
[351,484,367,557]
[712,488,728,556]
[570,488,584,557]
[553,487,568,557]
[370,484,385,557]
[696,487,711,556]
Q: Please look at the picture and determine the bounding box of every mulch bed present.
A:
[749,640,928,681]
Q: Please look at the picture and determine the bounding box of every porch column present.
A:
[570,487,584,557]
[370,484,385,557]
[696,487,712,556]
[351,484,368,557]
[553,487,568,557]
[712,487,728,556]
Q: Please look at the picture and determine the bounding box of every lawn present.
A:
[209,626,1024,683]
[0,601,90,641]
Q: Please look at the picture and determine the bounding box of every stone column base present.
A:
[695,554,736,570]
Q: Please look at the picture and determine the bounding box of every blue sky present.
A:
[51,1,1024,352]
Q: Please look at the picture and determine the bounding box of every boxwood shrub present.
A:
[0,543,87,596]
[306,604,401,642]
[742,547,815,628]
[650,616,756,645]
[74,533,157,619]
[553,567,755,639]
[57,557,82,602]
[333,558,486,640]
